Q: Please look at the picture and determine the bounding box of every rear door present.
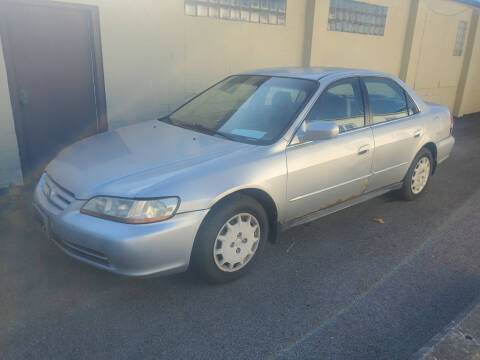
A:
[286,78,374,220]
[362,77,424,191]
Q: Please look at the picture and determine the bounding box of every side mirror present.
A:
[301,120,339,142]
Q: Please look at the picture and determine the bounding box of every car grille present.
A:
[41,174,76,211]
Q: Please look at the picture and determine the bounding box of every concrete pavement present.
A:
[415,298,480,360]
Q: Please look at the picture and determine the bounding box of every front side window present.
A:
[167,75,317,144]
[306,78,365,133]
[363,78,409,124]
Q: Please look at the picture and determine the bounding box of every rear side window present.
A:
[364,78,409,124]
[306,78,365,133]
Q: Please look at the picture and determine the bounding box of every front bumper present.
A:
[33,176,208,277]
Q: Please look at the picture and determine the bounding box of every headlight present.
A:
[80,196,179,223]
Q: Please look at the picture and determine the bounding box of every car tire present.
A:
[401,148,433,201]
[191,194,269,284]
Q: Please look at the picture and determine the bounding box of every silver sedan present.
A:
[33,67,455,283]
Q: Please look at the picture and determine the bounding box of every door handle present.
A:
[413,129,422,138]
[358,144,370,155]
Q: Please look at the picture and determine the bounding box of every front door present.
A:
[0,2,106,180]
[286,78,374,221]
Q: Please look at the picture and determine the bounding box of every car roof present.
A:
[241,67,381,81]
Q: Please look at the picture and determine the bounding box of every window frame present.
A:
[184,0,287,25]
[327,0,388,36]
[360,76,420,126]
[453,20,468,56]
[303,76,368,134]
[405,90,419,116]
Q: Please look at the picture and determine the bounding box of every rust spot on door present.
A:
[315,179,370,212]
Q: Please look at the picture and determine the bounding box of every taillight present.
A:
[450,114,454,134]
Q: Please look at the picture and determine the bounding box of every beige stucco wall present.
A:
[309,0,411,76]
[55,0,308,128]
[0,0,479,188]
[459,14,480,115]
[0,39,23,188]
[405,0,473,112]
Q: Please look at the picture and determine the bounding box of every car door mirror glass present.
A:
[300,120,339,142]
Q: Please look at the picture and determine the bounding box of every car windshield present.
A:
[166,75,317,144]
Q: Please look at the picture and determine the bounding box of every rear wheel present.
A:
[191,194,268,283]
[401,148,433,200]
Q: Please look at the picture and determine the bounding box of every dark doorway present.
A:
[0,1,107,182]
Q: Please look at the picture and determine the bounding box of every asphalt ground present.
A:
[1,114,479,359]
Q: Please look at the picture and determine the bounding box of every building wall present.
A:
[459,11,480,115]
[0,0,479,188]
[308,0,476,113]
[405,0,473,111]
[55,0,309,128]
[310,0,411,76]
[0,39,23,188]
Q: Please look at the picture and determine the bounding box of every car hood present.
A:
[46,120,254,199]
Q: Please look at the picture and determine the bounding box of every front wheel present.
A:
[401,148,433,200]
[191,194,268,283]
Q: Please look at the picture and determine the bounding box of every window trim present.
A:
[404,90,419,116]
[289,75,422,146]
[360,76,420,127]
[359,77,372,126]
[303,76,367,134]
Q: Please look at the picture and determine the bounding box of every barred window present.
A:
[453,21,468,56]
[184,0,287,25]
[327,0,388,36]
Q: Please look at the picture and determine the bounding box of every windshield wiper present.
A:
[158,117,235,141]
[180,122,236,141]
